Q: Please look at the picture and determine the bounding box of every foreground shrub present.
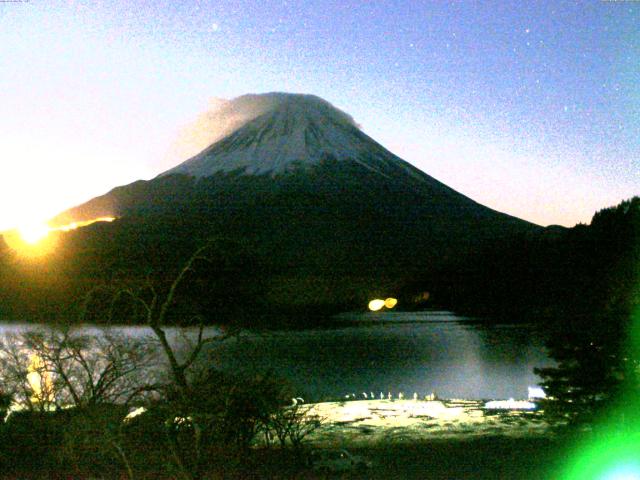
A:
[2,409,73,473]
[149,369,291,478]
[61,404,132,479]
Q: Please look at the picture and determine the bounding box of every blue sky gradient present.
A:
[1,0,637,229]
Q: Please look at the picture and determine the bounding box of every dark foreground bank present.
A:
[241,436,562,480]
[0,435,565,479]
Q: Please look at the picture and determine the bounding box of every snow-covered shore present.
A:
[304,399,550,446]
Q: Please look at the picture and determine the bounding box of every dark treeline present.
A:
[0,165,537,326]
[425,196,639,323]
[0,194,637,330]
[422,196,639,430]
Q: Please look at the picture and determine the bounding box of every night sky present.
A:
[1,0,638,230]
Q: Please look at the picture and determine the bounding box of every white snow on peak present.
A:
[161,92,415,179]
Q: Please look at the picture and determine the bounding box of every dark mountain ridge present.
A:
[5,93,543,322]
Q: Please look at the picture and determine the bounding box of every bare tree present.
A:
[0,327,157,479]
[0,334,49,412]
[264,402,324,450]
[79,244,240,480]
[83,244,234,392]
[0,328,157,410]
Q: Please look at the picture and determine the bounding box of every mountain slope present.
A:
[44,92,541,318]
[57,93,533,230]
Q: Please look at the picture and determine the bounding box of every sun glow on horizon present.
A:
[17,222,51,245]
[56,216,115,232]
[3,216,116,258]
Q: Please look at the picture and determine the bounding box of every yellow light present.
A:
[27,353,53,404]
[2,220,56,259]
[57,216,115,232]
[368,299,385,311]
[384,298,398,309]
[3,216,116,259]
[17,222,50,244]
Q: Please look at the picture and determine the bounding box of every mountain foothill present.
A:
[0,93,636,326]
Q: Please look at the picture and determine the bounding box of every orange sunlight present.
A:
[3,216,116,258]
[17,222,50,245]
[56,216,115,232]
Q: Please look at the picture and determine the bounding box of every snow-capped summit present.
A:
[49,91,540,318]
[161,92,421,180]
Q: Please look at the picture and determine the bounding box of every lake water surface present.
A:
[0,311,553,401]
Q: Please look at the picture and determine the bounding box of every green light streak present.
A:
[562,430,640,480]
[561,221,640,480]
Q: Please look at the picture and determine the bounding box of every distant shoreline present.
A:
[295,398,550,447]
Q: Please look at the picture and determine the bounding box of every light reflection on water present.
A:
[209,311,553,401]
[0,311,553,401]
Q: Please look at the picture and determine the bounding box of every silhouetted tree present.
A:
[264,400,324,451]
[534,320,636,428]
[0,328,156,410]
[81,243,291,479]
[535,197,640,429]
[0,327,155,479]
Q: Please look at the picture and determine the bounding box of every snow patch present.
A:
[161,92,421,181]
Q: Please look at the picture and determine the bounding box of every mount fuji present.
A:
[47,92,540,317]
[162,93,425,180]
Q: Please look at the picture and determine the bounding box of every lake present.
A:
[0,310,553,401]
[210,311,553,401]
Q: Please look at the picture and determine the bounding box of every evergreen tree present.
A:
[534,321,635,427]
[535,197,640,428]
